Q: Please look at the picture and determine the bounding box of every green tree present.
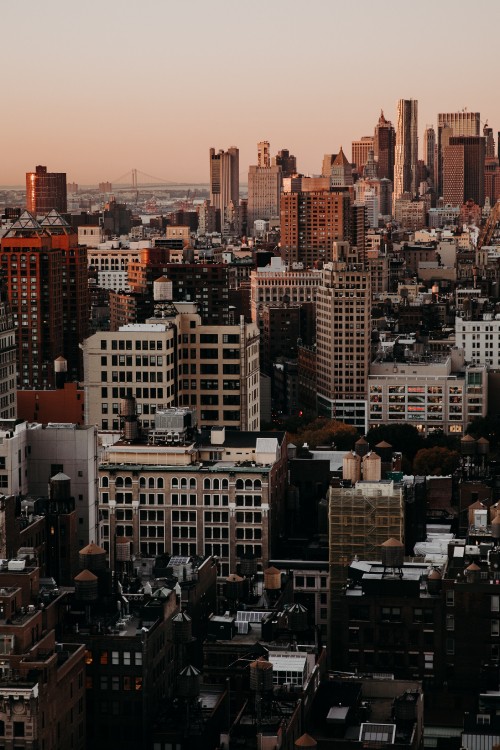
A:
[288,417,359,450]
[422,430,460,452]
[413,447,460,476]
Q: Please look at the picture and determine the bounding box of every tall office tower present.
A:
[209,147,239,223]
[280,190,351,267]
[352,137,374,174]
[316,242,371,430]
[331,148,353,187]
[484,124,495,158]
[247,142,282,232]
[273,148,296,177]
[373,111,395,181]
[1,211,88,387]
[257,140,270,167]
[0,297,17,418]
[26,165,67,215]
[1,212,63,388]
[436,111,480,196]
[443,136,486,207]
[350,203,367,263]
[393,99,419,204]
[423,125,436,181]
[39,210,89,381]
[379,177,393,216]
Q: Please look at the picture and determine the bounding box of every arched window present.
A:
[180,478,188,489]
[115,477,124,488]
[221,479,228,490]
[245,479,252,489]
[139,477,146,488]
[124,477,132,488]
[148,477,155,488]
[203,478,211,490]
[157,478,164,489]
[213,478,220,490]
[171,478,179,488]
[254,479,262,490]
[101,477,109,488]
[236,479,244,490]
[190,478,197,489]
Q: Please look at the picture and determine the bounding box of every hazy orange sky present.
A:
[2,0,499,186]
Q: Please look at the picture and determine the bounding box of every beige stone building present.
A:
[82,303,260,433]
[250,257,322,325]
[98,419,287,579]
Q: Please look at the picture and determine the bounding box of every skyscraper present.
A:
[436,111,480,197]
[273,149,296,177]
[484,123,495,158]
[423,125,436,183]
[393,99,418,204]
[1,211,88,387]
[316,242,371,431]
[39,210,89,381]
[26,165,67,215]
[1,212,63,388]
[209,147,239,225]
[373,111,395,182]
[247,142,282,232]
[443,136,486,207]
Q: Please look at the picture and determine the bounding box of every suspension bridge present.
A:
[108,169,207,190]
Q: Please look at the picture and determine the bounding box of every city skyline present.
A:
[2,0,499,185]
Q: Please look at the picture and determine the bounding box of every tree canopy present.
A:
[288,417,359,451]
[413,446,460,476]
